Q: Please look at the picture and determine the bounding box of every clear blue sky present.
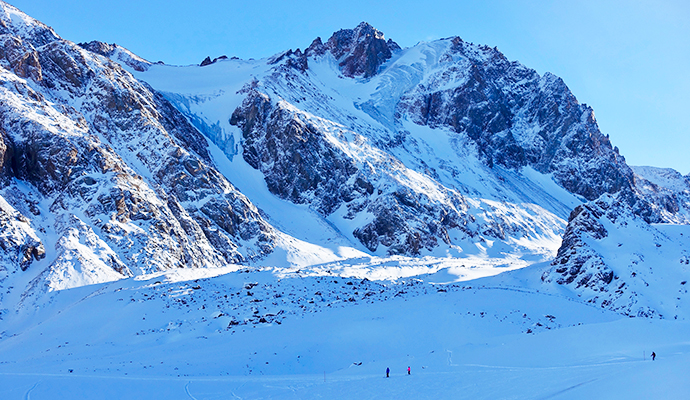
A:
[7,0,690,174]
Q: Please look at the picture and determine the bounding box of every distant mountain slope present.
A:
[631,165,690,224]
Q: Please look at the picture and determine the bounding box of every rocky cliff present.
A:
[0,1,275,296]
[397,37,633,202]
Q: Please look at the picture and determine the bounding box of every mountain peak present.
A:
[0,0,59,47]
[353,21,384,40]
[324,22,399,78]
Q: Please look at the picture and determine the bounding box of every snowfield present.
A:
[0,265,688,399]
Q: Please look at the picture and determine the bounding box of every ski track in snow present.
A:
[184,382,197,400]
[536,378,599,400]
[24,382,38,400]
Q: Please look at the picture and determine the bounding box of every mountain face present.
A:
[0,2,275,298]
[397,37,632,202]
[214,25,640,258]
[0,2,687,320]
[228,87,473,255]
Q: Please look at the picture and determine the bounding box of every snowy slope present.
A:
[0,266,688,399]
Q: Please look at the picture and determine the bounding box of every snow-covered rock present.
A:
[397,37,633,202]
[0,1,276,298]
[77,40,152,72]
[0,190,44,273]
[322,22,401,78]
[631,165,690,223]
[542,192,690,318]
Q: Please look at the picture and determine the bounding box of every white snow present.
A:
[0,265,688,399]
[632,165,690,193]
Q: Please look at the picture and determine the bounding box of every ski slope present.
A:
[0,265,687,399]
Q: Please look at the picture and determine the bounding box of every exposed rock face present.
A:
[230,90,358,215]
[78,40,151,72]
[546,199,612,290]
[630,166,690,224]
[268,48,308,72]
[542,191,690,319]
[268,21,399,78]
[0,191,45,272]
[351,187,470,255]
[398,37,633,202]
[198,55,229,67]
[324,22,400,78]
[0,1,275,292]
[230,88,471,255]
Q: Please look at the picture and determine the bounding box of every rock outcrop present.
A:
[230,88,472,255]
[542,192,690,319]
[320,22,400,78]
[77,40,151,72]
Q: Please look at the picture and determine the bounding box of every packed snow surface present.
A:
[0,266,688,399]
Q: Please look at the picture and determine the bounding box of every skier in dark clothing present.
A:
[651,352,656,361]
[386,367,390,377]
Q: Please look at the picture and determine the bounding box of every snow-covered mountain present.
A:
[139,23,590,262]
[1,1,688,315]
[1,3,689,397]
[0,1,276,301]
